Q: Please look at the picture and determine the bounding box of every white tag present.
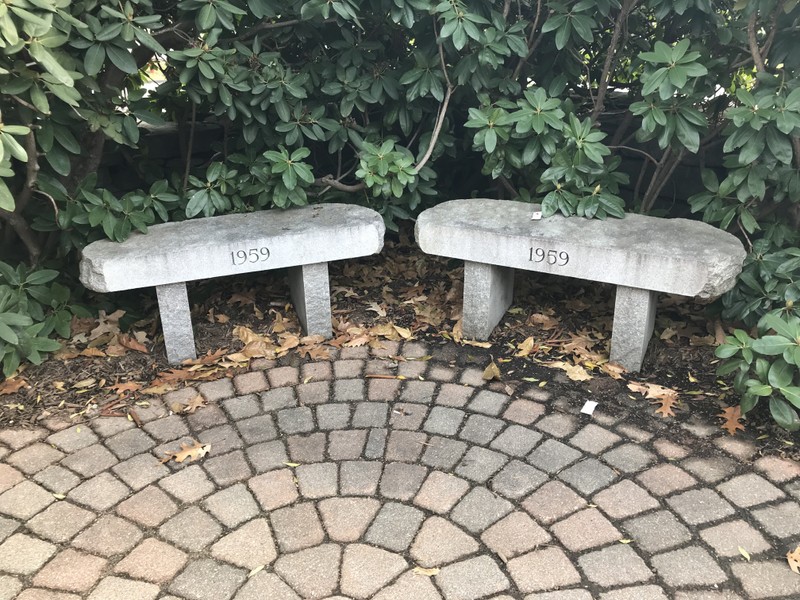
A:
[531,211,542,220]
[580,400,599,415]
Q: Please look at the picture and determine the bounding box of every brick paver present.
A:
[411,515,480,567]
[1,346,799,599]
[114,538,187,584]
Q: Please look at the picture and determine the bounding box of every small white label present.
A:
[531,211,542,220]
[580,400,599,415]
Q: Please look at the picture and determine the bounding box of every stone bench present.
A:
[80,204,385,363]
[415,199,746,372]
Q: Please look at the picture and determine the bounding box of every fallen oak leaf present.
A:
[118,333,149,353]
[160,439,211,464]
[79,347,106,358]
[108,381,141,395]
[88,309,125,340]
[546,360,592,382]
[627,381,681,418]
[181,394,207,414]
[366,301,387,317]
[0,377,30,395]
[182,348,229,365]
[718,405,745,436]
[599,361,626,380]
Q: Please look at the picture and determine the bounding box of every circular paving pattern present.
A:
[0,341,799,599]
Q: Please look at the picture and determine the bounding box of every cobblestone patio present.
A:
[0,341,799,599]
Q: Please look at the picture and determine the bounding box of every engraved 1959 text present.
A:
[529,247,569,266]
[231,247,270,265]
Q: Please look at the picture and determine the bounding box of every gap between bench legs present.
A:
[462,261,515,340]
[155,282,198,364]
[610,285,657,373]
[287,262,333,338]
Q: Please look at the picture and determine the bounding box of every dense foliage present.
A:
[0,0,799,426]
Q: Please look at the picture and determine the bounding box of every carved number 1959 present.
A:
[231,247,270,265]
[530,247,569,266]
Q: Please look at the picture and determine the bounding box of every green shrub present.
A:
[716,313,800,432]
[0,1,799,389]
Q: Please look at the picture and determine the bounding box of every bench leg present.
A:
[610,286,657,372]
[288,262,332,337]
[462,261,515,340]
[155,282,197,364]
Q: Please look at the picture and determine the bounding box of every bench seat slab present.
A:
[288,262,332,338]
[156,282,197,364]
[609,286,657,371]
[462,261,514,340]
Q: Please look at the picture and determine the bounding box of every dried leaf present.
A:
[482,360,501,381]
[277,334,301,354]
[0,377,29,395]
[528,312,560,329]
[118,333,148,353]
[88,309,125,340]
[161,439,211,464]
[599,361,626,380]
[788,546,800,574]
[366,301,387,317]
[80,347,107,358]
[627,381,680,418]
[72,378,97,389]
[234,326,268,346]
[181,395,207,414]
[270,310,287,333]
[344,334,371,347]
[515,336,536,358]
[412,566,440,577]
[109,381,141,395]
[547,361,592,382]
[719,405,745,436]
[392,324,412,340]
[462,339,492,349]
[182,348,228,365]
[248,565,265,578]
[739,546,751,561]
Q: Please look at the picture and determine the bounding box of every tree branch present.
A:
[232,18,338,42]
[414,19,455,174]
[0,131,43,264]
[313,175,366,193]
[747,12,766,73]
[591,0,638,122]
[607,145,658,165]
[183,102,197,192]
[512,0,544,81]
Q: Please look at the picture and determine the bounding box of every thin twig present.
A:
[512,0,544,81]
[737,217,754,251]
[313,175,366,193]
[607,145,658,165]
[10,95,41,113]
[182,102,196,192]
[414,18,455,173]
[747,12,766,73]
[233,19,301,42]
[591,0,638,122]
